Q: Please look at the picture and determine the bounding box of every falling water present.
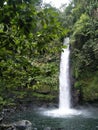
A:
[59,37,71,110]
[42,37,82,117]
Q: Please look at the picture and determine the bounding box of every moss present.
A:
[74,72,98,102]
[82,73,98,101]
[32,92,56,101]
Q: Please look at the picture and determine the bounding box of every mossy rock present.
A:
[74,72,98,102]
[35,85,51,94]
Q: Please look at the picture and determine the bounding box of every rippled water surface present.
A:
[8,105,98,130]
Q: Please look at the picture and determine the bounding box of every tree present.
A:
[62,0,98,102]
[0,0,66,107]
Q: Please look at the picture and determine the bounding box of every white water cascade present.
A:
[41,38,82,117]
[59,37,71,110]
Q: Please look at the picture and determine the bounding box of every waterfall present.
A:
[59,37,71,110]
[42,37,82,117]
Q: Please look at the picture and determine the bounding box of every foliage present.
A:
[82,72,98,101]
[62,0,98,102]
[0,0,67,108]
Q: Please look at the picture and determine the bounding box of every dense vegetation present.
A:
[0,0,98,110]
[0,0,67,109]
[61,0,98,102]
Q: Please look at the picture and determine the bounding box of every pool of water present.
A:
[7,105,98,130]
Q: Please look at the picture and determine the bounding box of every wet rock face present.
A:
[0,120,32,130]
[71,89,80,107]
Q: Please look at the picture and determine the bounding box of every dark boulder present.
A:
[0,120,32,130]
